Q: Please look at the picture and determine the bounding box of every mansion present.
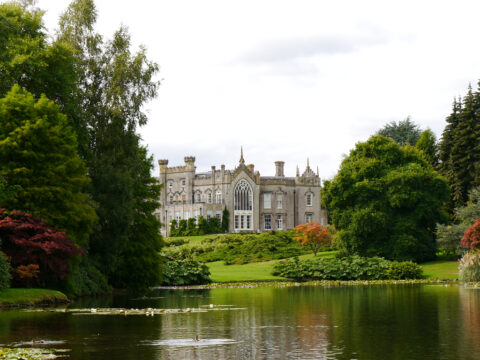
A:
[156,150,328,236]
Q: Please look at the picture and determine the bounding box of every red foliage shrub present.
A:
[461,218,480,250]
[0,209,84,287]
[16,264,40,280]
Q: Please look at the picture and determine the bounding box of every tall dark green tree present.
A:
[439,85,480,208]
[111,147,163,289]
[322,135,449,262]
[377,117,422,146]
[58,0,161,282]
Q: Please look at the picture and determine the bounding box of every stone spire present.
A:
[296,165,300,177]
[239,146,245,165]
[307,157,310,169]
[317,166,319,176]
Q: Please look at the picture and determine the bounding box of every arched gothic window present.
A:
[234,179,252,210]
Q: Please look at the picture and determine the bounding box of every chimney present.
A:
[247,164,255,172]
[275,161,285,177]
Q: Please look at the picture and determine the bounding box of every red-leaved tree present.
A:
[461,218,480,250]
[293,222,331,256]
[0,209,84,287]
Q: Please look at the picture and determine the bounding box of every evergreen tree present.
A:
[439,84,480,208]
[415,129,438,167]
[221,208,230,233]
[377,116,422,146]
[0,86,96,248]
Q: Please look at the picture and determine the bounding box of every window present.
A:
[168,181,173,189]
[181,179,186,186]
[276,215,283,230]
[169,213,173,221]
[264,214,271,230]
[207,192,212,204]
[216,211,221,220]
[182,194,186,204]
[234,180,253,211]
[175,194,179,203]
[305,213,313,223]
[306,193,313,206]
[264,193,271,209]
[207,210,212,220]
[175,211,181,221]
[194,210,200,223]
[184,211,190,219]
[169,195,173,204]
[234,179,253,230]
[277,193,283,209]
[216,191,222,204]
[195,192,201,203]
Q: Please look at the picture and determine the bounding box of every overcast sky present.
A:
[36,0,480,180]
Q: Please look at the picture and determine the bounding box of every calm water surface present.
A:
[1,284,480,359]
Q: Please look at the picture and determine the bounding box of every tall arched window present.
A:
[234,180,252,210]
[234,179,253,230]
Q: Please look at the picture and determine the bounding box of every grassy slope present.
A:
[169,235,460,282]
[208,255,459,282]
[0,288,68,307]
[207,252,336,282]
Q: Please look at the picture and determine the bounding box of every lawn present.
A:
[421,259,459,279]
[207,251,337,282]
[207,253,459,282]
[0,288,68,307]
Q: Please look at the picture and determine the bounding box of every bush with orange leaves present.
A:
[293,222,331,256]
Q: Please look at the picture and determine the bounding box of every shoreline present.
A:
[0,288,69,309]
[153,278,459,290]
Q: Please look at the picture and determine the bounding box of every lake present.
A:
[1,283,480,359]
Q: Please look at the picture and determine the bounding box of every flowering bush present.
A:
[461,219,480,250]
[459,251,480,282]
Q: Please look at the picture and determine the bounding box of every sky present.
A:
[35,0,480,180]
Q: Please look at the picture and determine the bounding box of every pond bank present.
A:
[0,288,69,308]
[154,278,459,290]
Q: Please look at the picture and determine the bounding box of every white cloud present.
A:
[36,0,480,180]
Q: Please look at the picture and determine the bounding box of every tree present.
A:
[186,218,197,236]
[415,129,438,167]
[169,219,178,237]
[0,2,87,155]
[58,0,160,280]
[221,208,230,233]
[438,85,480,208]
[111,147,163,290]
[0,209,83,288]
[322,135,449,262]
[377,117,422,146]
[436,186,480,255]
[0,85,96,249]
[461,219,480,250]
[197,216,208,235]
[293,222,331,256]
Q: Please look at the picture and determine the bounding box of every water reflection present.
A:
[0,284,479,359]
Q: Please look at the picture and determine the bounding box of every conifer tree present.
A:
[415,129,438,167]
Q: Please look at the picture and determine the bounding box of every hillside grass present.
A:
[167,235,460,282]
[0,288,69,307]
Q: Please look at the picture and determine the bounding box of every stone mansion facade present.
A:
[156,150,328,236]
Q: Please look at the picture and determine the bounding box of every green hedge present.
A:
[163,231,318,265]
[272,256,423,281]
[161,256,211,285]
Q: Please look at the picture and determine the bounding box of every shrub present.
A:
[161,256,211,285]
[272,256,423,281]
[459,251,480,282]
[461,219,480,250]
[0,252,11,290]
[387,261,423,280]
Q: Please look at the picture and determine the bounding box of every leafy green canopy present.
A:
[0,85,96,248]
[322,136,449,262]
[377,117,422,146]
